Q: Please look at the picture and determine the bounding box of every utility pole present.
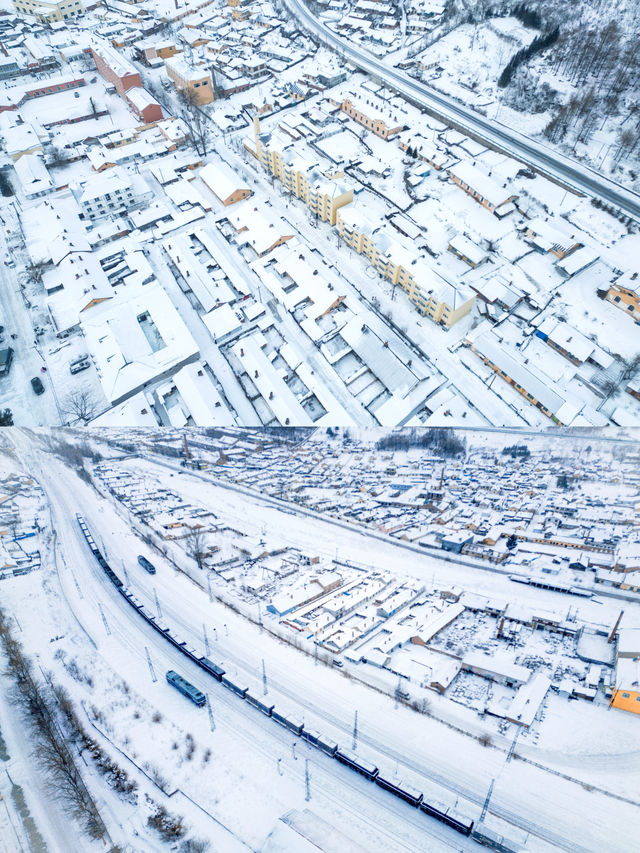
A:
[203,623,210,656]
[305,759,311,801]
[352,709,358,750]
[258,601,263,634]
[144,646,157,683]
[121,561,129,587]
[262,658,268,695]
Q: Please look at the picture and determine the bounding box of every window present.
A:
[622,693,630,698]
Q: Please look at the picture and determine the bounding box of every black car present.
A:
[0,347,13,377]
[31,376,45,395]
[137,555,156,574]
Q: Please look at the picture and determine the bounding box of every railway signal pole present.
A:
[480,778,495,823]
[262,658,268,695]
[203,624,210,656]
[121,561,129,587]
[144,646,157,683]
[352,710,358,750]
[207,696,215,731]
[305,759,311,802]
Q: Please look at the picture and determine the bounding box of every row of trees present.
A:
[0,606,106,840]
[376,427,466,457]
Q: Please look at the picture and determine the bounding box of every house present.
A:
[448,161,517,215]
[81,281,200,406]
[606,272,640,325]
[124,88,163,124]
[522,216,583,259]
[13,153,54,198]
[199,161,252,206]
[71,167,153,221]
[448,234,487,268]
[467,327,573,423]
[227,204,294,257]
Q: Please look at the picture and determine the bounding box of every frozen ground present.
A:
[0,429,638,851]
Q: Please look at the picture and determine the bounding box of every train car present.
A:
[137,555,156,574]
[375,775,423,807]
[283,715,304,736]
[335,748,379,781]
[473,823,521,852]
[301,728,321,747]
[221,676,248,699]
[419,800,473,836]
[443,808,474,836]
[165,670,206,707]
[199,658,225,681]
[245,691,275,716]
[316,734,338,756]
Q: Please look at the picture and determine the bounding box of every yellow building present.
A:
[330,97,404,140]
[13,0,84,20]
[253,117,352,226]
[165,55,213,105]
[611,630,640,714]
[336,206,475,327]
[606,274,640,325]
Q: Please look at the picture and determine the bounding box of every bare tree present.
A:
[177,87,211,157]
[25,260,48,285]
[184,525,207,570]
[63,389,100,425]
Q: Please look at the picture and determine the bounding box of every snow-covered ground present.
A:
[1,428,639,851]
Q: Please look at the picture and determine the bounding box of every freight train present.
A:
[76,514,519,847]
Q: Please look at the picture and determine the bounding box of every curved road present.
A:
[283,0,640,221]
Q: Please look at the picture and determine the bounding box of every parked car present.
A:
[69,359,90,375]
[0,347,13,377]
[30,376,44,395]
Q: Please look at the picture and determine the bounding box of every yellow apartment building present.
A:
[13,0,84,20]
[253,117,352,225]
[165,55,214,105]
[330,96,404,140]
[336,206,475,327]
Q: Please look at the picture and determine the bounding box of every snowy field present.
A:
[1,428,639,851]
